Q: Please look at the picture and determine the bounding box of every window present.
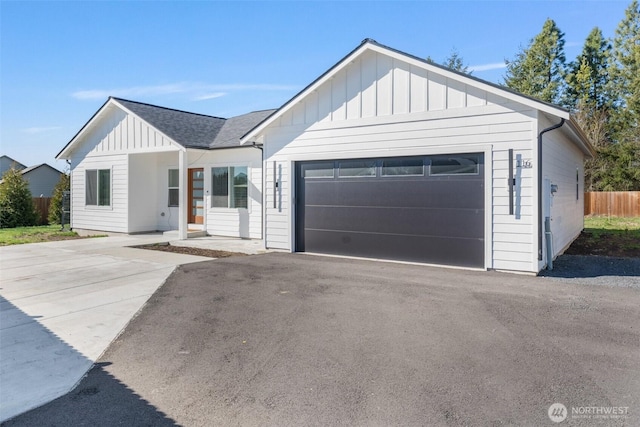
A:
[168,169,179,207]
[576,168,580,200]
[85,169,110,206]
[212,166,248,208]
[381,158,424,176]
[338,160,376,178]
[429,155,479,175]
[303,162,334,179]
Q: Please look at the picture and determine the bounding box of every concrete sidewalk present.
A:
[0,234,211,422]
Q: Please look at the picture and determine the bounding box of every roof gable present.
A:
[114,98,226,149]
[240,39,579,144]
[58,98,274,159]
[20,163,62,175]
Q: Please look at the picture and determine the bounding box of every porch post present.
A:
[178,149,188,239]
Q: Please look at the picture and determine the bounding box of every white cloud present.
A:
[22,126,62,134]
[194,92,227,101]
[469,62,507,72]
[71,82,299,101]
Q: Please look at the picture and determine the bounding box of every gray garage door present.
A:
[295,153,484,268]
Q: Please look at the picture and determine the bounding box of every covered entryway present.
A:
[295,153,485,268]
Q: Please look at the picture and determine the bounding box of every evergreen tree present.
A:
[504,18,566,104]
[426,48,471,74]
[564,28,612,110]
[48,173,70,225]
[0,168,38,228]
[611,0,640,143]
[442,48,471,74]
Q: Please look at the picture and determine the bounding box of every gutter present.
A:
[537,118,565,262]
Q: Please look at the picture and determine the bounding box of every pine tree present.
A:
[564,28,612,110]
[611,0,640,143]
[48,173,70,225]
[504,18,566,104]
[0,168,38,228]
[442,48,471,74]
[426,48,471,74]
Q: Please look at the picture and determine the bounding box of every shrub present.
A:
[0,168,38,228]
[48,173,70,225]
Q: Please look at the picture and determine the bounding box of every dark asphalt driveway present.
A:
[5,253,640,426]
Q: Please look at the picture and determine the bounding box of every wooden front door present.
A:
[188,168,204,224]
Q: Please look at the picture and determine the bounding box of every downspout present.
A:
[537,118,565,266]
[66,159,72,231]
[251,142,264,241]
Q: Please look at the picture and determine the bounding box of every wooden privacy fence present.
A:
[584,192,640,217]
[33,197,52,225]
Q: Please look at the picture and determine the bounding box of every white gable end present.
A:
[273,50,513,129]
[64,103,180,160]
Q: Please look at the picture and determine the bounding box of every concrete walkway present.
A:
[0,234,215,422]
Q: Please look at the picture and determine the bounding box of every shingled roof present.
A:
[115,98,226,149]
[115,98,275,150]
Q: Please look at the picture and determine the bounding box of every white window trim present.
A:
[209,163,251,212]
[85,167,112,209]
[168,169,179,207]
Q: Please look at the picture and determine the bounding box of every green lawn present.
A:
[584,216,640,235]
[0,225,92,246]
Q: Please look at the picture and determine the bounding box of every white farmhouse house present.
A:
[57,39,594,273]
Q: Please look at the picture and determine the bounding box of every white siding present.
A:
[539,113,585,261]
[69,153,128,233]
[154,148,263,239]
[258,51,555,272]
[128,153,159,233]
[71,106,179,158]
[264,160,291,249]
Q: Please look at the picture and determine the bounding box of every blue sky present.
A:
[0,0,630,170]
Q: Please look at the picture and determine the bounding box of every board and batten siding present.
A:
[75,105,177,155]
[68,106,180,233]
[539,113,585,261]
[260,50,539,271]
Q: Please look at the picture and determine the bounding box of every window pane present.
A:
[232,166,248,186]
[338,160,376,177]
[381,158,424,176]
[304,162,334,178]
[231,167,248,208]
[168,188,179,207]
[168,169,179,188]
[429,155,479,175]
[212,167,229,207]
[232,186,248,208]
[98,169,111,205]
[85,170,97,205]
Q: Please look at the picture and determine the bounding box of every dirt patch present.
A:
[135,243,248,259]
[565,230,640,258]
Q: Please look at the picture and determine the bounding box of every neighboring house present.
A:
[19,164,63,198]
[58,39,594,273]
[0,157,62,197]
[0,155,27,176]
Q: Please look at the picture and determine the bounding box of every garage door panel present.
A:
[304,180,483,210]
[296,154,485,268]
[304,206,484,238]
[304,229,484,267]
